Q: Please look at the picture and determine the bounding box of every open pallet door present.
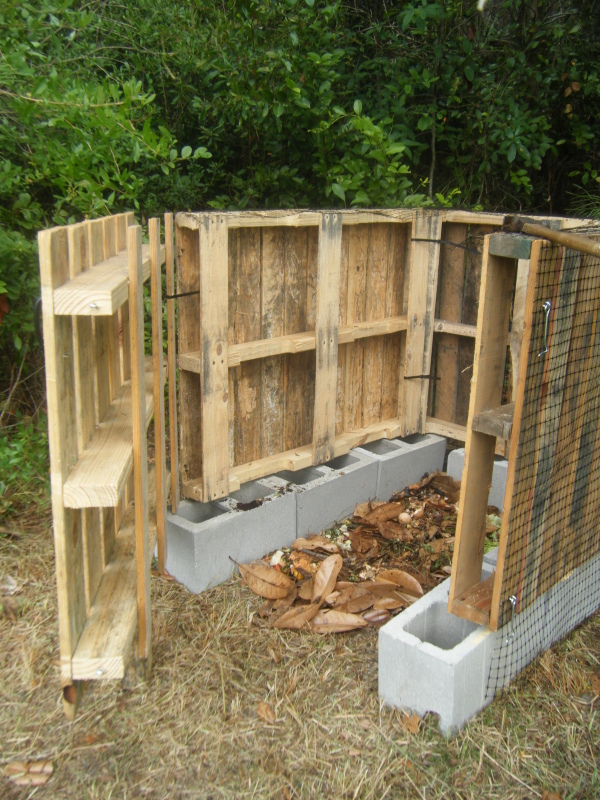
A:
[39,214,167,716]
[449,229,600,629]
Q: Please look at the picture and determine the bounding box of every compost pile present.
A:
[237,471,500,634]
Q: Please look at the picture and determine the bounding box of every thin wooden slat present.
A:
[313,212,342,463]
[165,213,180,512]
[53,243,164,316]
[432,320,477,337]
[260,228,286,459]
[129,224,152,668]
[380,224,407,422]
[149,218,168,574]
[472,403,514,440]
[176,224,202,488]
[103,218,122,404]
[67,223,103,611]
[449,239,516,617]
[179,317,409,371]
[362,224,390,427]
[343,226,368,432]
[510,258,531,400]
[39,226,86,685]
[404,211,443,434]
[200,214,229,500]
[451,573,496,626]
[229,227,262,466]
[62,368,154,508]
[71,469,158,681]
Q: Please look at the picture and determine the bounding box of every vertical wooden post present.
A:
[149,218,168,574]
[313,212,342,464]
[128,224,152,671]
[38,226,86,699]
[403,211,443,434]
[199,214,229,501]
[165,213,180,512]
[449,238,516,614]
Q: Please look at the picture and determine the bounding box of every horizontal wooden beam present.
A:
[53,243,165,316]
[63,368,155,508]
[178,316,409,372]
[449,573,495,626]
[181,416,407,501]
[472,402,514,440]
[71,468,159,681]
[433,320,477,338]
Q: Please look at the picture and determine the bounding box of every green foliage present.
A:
[0,414,50,518]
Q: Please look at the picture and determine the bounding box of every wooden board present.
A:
[449,237,516,620]
[404,211,442,434]
[53,243,164,315]
[313,213,342,463]
[199,215,229,500]
[165,213,180,512]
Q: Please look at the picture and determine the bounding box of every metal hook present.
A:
[538,300,551,357]
[505,595,517,643]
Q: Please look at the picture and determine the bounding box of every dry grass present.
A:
[1,513,599,800]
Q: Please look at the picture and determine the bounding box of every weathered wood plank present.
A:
[199,215,229,500]
[39,225,86,684]
[165,212,180,512]
[128,225,152,668]
[472,403,514,440]
[343,225,368,432]
[404,211,443,434]
[313,213,342,463]
[449,238,516,619]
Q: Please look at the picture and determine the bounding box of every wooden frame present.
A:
[175,209,510,502]
[39,214,167,715]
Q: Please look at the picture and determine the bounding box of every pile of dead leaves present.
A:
[235,471,469,634]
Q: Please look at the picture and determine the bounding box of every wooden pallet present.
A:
[39,213,168,716]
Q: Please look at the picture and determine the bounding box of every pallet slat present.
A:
[53,243,165,316]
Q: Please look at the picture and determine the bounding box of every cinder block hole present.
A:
[229,481,272,505]
[324,454,358,470]
[405,603,479,650]
[276,467,325,485]
[176,499,228,524]
[396,434,427,446]
[358,439,398,456]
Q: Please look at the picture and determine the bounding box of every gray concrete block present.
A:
[275,450,378,537]
[354,433,446,501]
[378,565,496,736]
[166,479,296,594]
[447,448,509,510]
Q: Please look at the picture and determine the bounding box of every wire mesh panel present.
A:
[488,239,600,695]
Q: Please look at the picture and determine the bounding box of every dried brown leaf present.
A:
[5,760,53,787]
[256,701,276,724]
[273,584,298,610]
[590,673,600,694]
[238,561,293,599]
[373,595,407,610]
[354,500,384,519]
[378,521,412,541]
[335,588,377,614]
[292,535,339,554]
[361,502,405,526]
[312,554,343,603]
[362,607,391,625]
[273,603,321,630]
[541,793,562,800]
[377,569,424,596]
[311,609,368,634]
[402,713,421,734]
[297,577,314,600]
[350,528,375,553]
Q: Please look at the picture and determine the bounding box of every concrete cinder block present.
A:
[166,479,296,594]
[447,448,508,510]
[354,433,446,501]
[276,450,378,537]
[378,563,496,736]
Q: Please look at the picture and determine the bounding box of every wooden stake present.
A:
[165,213,180,512]
[128,225,152,671]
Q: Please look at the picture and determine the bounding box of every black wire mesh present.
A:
[487,239,600,698]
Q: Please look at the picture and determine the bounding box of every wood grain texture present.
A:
[128,225,152,667]
[199,215,229,500]
[165,213,180,512]
[404,211,443,434]
[313,213,342,463]
[449,238,516,618]
[149,218,167,573]
[39,226,86,683]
